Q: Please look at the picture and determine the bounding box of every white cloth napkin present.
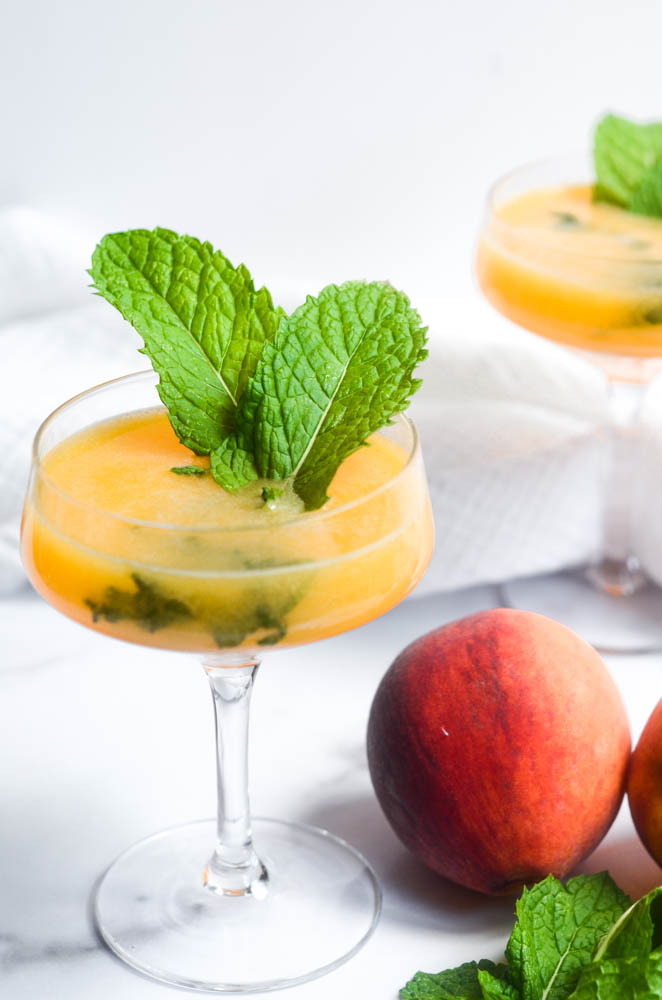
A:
[3,207,655,598]
[409,299,609,595]
[1,208,138,593]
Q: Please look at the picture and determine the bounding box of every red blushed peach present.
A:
[367,608,631,895]
[628,700,662,867]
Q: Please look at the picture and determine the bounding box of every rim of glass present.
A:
[485,152,662,266]
[32,369,421,533]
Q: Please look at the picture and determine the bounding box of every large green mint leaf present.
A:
[569,954,662,999]
[594,113,662,209]
[591,886,662,962]
[505,873,631,1000]
[401,960,512,1000]
[629,161,662,218]
[90,228,282,454]
[211,281,427,509]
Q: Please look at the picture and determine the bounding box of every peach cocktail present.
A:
[21,369,433,992]
[23,225,432,990]
[476,153,662,651]
[23,379,431,655]
[477,170,662,360]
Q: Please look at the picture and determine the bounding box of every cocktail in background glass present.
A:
[21,369,433,992]
[477,154,662,651]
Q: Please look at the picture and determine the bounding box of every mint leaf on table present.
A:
[90,228,282,454]
[591,886,662,962]
[211,280,427,509]
[399,873,662,1000]
[569,954,662,999]
[477,969,521,999]
[594,113,662,214]
[504,873,631,1000]
[401,959,512,999]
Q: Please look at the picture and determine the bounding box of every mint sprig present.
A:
[506,873,630,999]
[594,113,662,217]
[401,873,635,1000]
[211,280,427,509]
[570,954,662,998]
[90,228,283,454]
[402,960,512,999]
[91,231,427,511]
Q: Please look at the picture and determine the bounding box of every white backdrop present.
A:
[3,0,662,312]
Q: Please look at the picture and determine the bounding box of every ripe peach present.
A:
[367,608,630,895]
[628,700,662,867]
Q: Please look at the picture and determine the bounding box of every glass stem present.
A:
[587,375,646,597]
[202,655,268,897]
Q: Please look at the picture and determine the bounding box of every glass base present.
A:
[94,817,381,993]
[500,569,662,653]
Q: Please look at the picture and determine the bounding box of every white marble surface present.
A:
[2,583,662,999]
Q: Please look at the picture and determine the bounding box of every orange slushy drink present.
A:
[477,183,662,357]
[22,408,432,653]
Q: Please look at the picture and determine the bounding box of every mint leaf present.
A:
[211,281,427,509]
[90,228,282,454]
[592,886,662,962]
[210,564,308,648]
[594,113,662,210]
[401,960,512,999]
[629,161,662,218]
[85,573,193,632]
[261,486,284,505]
[570,954,662,999]
[171,465,207,476]
[506,873,631,1000]
[477,970,521,999]
[551,212,583,229]
[85,567,306,648]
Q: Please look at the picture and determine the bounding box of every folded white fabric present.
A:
[0,207,138,593]
[409,298,609,595]
[1,207,651,598]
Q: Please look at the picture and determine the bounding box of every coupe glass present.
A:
[476,154,662,652]
[20,370,433,993]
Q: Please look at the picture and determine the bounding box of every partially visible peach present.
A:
[367,608,631,895]
[628,700,662,867]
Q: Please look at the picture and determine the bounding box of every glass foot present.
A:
[94,817,381,993]
[501,569,662,653]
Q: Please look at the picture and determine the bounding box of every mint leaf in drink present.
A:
[211,280,427,509]
[171,465,208,476]
[594,113,662,213]
[210,567,307,648]
[85,573,193,632]
[552,212,583,229]
[401,960,512,999]
[505,873,631,1000]
[261,486,284,507]
[90,228,282,454]
[569,954,662,999]
[591,886,662,962]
